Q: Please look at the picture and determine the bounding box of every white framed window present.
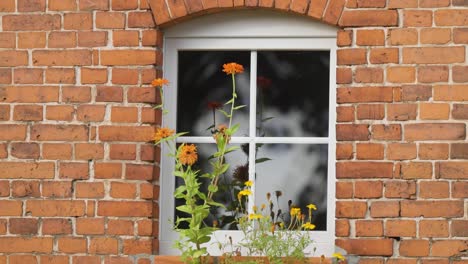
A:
[159,10,337,256]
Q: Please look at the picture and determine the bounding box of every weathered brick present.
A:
[385,220,416,237]
[9,218,38,235]
[0,162,54,179]
[405,123,465,141]
[31,125,88,141]
[370,201,400,217]
[403,47,465,64]
[435,9,468,26]
[99,126,155,142]
[400,201,463,217]
[339,10,398,26]
[0,238,53,253]
[335,239,393,256]
[431,240,468,257]
[436,162,468,179]
[42,218,72,235]
[42,181,73,198]
[33,50,92,66]
[101,50,159,66]
[420,220,449,238]
[453,104,468,119]
[0,201,23,216]
[400,240,429,257]
[98,201,152,216]
[0,51,28,67]
[26,200,86,217]
[400,162,432,179]
[434,85,468,101]
[3,15,60,31]
[336,162,393,179]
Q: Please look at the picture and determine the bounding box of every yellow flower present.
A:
[237,189,252,200]
[252,205,258,212]
[279,222,285,229]
[151,78,169,87]
[290,207,301,216]
[154,127,175,142]
[307,204,317,210]
[248,213,262,220]
[244,180,253,187]
[332,253,345,261]
[302,222,316,230]
[178,144,198,166]
[222,62,244,75]
[261,204,266,211]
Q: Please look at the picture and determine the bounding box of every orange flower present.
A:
[154,127,175,142]
[178,144,198,166]
[222,63,244,75]
[151,78,169,87]
[207,101,223,110]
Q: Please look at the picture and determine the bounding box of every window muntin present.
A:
[160,11,337,256]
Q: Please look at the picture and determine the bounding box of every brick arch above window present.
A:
[146,0,349,27]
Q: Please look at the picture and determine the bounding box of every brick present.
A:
[452,220,468,237]
[405,123,465,141]
[42,143,72,160]
[0,51,28,67]
[107,219,134,235]
[140,183,154,200]
[46,68,75,84]
[401,201,463,217]
[11,181,40,197]
[403,10,432,27]
[89,237,119,254]
[64,13,93,30]
[353,220,383,237]
[386,220,416,237]
[336,124,369,141]
[142,108,161,125]
[356,144,384,160]
[80,0,109,10]
[339,10,398,26]
[418,66,449,83]
[337,106,354,122]
[128,11,155,28]
[0,125,26,141]
[401,85,432,101]
[111,106,138,123]
[356,104,384,120]
[123,239,152,254]
[101,50,159,66]
[354,68,383,83]
[3,14,60,31]
[434,85,468,101]
[436,162,468,179]
[400,240,429,257]
[49,0,77,10]
[142,30,163,47]
[0,0,15,12]
[419,181,449,198]
[27,200,85,217]
[59,162,89,179]
[62,86,91,102]
[137,219,153,235]
[356,30,384,46]
[46,105,74,121]
[58,237,87,253]
[11,143,40,159]
[386,181,416,199]
[49,32,76,48]
[322,0,345,25]
[337,87,393,103]
[13,105,43,121]
[337,49,367,65]
[110,182,136,199]
[335,239,393,256]
[9,255,38,264]
[18,0,45,11]
[335,220,350,237]
[0,201,23,216]
[453,66,468,83]
[337,30,352,47]
[451,143,468,159]
[100,126,155,142]
[0,69,12,84]
[42,181,72,198]
[95,163,122,179]
[43,218,72,235]
[73,256,100,264]
[96,86,123,102]
[0,162,54,179]
[0,106,9,121]
[403,47,465,64]
[0,181,9,196]
[419,103,449,120]
[76,182,105,198]
[31,125,88,141]
[420,220,449,238]
[387,67,415,83]
[387,104,417,121]
[78,31,108,47]
[76,218,105,234]
[435,9,468,26]
[112,68,139,84]
[96,12,125,29]
[0,238,53,253]
[370,201,399,217]
[336,201,367,218]
[112,0,138,9]
[33,50,92,66]
[420,28,451,44]
[419,143,449,160]
[454,28,468,44]
[75,143,104,160]
[336,181,353,198]
[9,218,38,235]
[41,256,69,264]
[125,164,154,180]
[388,0,417,7]
[0,33,15,48]
[431,240,468,257]
[110,144,136,160]
[18,32,46,48]
[355,181,382,198]
[400,162,432,179]
[371,124,401,141]
[81,68,108,84]
[98,201,152,216]
[389,29,418,46]
[336,143,353,160]
[420,0,449,7]
[336,68,352,84]
[127,87,160,103]
[387,143,416,160]
[76,105,106,122]
[453,104,468,119]
[113,31,139,47]
[336,162,393,179]
[370,48,399,64]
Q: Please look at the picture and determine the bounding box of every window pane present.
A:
[254,144,328,230]
[177,51,250,136]
[256,51,329,137]
[174,143,248,230]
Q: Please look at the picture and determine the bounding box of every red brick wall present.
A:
[1,0,467,263]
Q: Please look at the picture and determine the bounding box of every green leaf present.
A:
[228,123,240,135]
[225,146,240,154]
[233,105,246,110]
[176,205,193,214]
[262,117,275,122]
[224,98,234,105]
[256,157,272,164]
[208,184,218,193]
[218,109,231,118]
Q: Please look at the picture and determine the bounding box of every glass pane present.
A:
[177,51,250,136]
[174,143,249,230]
[256,51,330,137]
[254,144,328,231]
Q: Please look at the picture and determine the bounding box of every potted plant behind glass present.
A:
[152,63,346,264]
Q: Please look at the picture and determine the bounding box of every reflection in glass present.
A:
[177,51,250,136]
[257,51,330,137]
[255,144,328,230]
[174,143,248,230]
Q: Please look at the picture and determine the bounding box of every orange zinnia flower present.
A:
[178,144,198,166]
[154,127,175,142]
[151,78,169,87]
[222,63,244,75]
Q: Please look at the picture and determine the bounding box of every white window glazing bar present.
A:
[247,51,258,215]
[176,136,329,144]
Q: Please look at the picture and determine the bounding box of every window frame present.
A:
[159,10,338,256]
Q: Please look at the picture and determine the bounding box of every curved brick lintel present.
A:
[146,0,346,27]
